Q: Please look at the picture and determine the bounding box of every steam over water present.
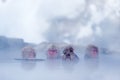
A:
[0,0,120,80]
[0,48,120,80]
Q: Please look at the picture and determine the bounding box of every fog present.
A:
[0,0,120,80]
[0,53,120,80]
[0,0,120,45]
[0,43,120,80]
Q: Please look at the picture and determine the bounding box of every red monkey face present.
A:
[87,45,99,57]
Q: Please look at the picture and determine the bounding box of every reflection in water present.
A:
[0,54,120,80]
[84,58,99,71]
[62,59,79,72]
[21,61,36,71]
[45,59,61,70]
[45,58,79,71]
[62,61,75,71]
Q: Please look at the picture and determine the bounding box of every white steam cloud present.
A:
[44,0,120,51]
[0,0,120,51]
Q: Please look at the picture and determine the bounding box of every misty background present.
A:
[0,0,120,61]
[0,0,120,49]
[0,0,120,80]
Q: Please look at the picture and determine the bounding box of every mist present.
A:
[0,0,120,80]
[45,0,120,50]
[0,0,120,50]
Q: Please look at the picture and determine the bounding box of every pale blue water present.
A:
[0,54,120,80]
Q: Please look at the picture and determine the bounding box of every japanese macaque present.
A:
[22,46,36,59]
